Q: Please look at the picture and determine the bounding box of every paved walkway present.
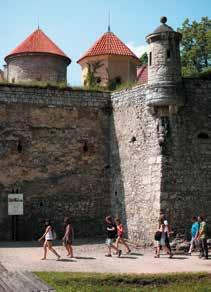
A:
[0,271,55,292]
[0,240,210,274]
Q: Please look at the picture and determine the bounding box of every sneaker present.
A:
[56,256,61,261]
[187,253,191,256]
[105,254,112,257]
[169,253,173,258]
[126,250,131,254]
[154,255,160,258]
[118,250,122,257]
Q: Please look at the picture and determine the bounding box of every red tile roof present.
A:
[77,31,141,63]
[5,28,70,62]
[137,64,148,84]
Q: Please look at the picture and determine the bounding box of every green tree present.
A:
[178,17,211,77]
[140,52,148,65]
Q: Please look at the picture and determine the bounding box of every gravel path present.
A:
[0,240,210,274]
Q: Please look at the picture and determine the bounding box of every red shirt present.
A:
[117,224,124,237]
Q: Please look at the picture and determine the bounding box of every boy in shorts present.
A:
[105,216,122,257]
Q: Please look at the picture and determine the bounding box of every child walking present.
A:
[115,218,131,254]
[38,220,61,261]
[105,216,122,257]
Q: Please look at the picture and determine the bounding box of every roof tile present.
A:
[6,29,70,62]
[77,31,140,63]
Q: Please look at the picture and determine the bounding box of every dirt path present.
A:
[0,240,210,274]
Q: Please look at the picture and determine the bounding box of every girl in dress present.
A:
[63,217,74,258]
[115,218,131,254]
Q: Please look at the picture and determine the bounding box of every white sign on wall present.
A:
[8,194,24,215]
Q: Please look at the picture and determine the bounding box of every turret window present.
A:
[149,52,152,66]
[167,49,171,60]
[115,76,122,85]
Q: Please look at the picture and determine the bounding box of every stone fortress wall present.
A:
[0,78,210,242]
[110,79,211,243]
[110,85,162,243]
[0,84,111,240]
[160,79,211,235]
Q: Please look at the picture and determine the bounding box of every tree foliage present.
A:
[140,52,148,65]
[178,17,211,77]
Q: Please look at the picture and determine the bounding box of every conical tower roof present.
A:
[5,28,71,63]
[77,31,140,63]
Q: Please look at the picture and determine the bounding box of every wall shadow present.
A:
[109,108,128,236]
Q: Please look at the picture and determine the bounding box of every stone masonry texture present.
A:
[0,79,210,243]
[0,84,110,240]
[6,54,69,83]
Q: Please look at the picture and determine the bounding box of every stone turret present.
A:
[146,17,183,111]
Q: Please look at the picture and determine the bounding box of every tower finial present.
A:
[160,16,167,24]
[108,11,111,32]
[37,16,40,29]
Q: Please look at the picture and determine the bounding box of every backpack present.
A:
[154,231,162,241]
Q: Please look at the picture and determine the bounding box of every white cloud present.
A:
[126,42,147,58]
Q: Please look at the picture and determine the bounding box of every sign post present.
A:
[8,194,24,241]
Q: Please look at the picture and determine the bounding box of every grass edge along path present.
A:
[35,271,211,292]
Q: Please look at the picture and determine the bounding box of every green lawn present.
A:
[36,272,211,292]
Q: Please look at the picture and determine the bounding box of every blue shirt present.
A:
[191,222,199,237]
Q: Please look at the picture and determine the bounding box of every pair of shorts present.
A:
[105,238,115,246]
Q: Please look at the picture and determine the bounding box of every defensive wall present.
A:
[0,84,110,240]
[0,79,210,242]
[110,79,211,243]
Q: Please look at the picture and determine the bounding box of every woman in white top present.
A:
[38,220,61,261]
[154,217,173,258]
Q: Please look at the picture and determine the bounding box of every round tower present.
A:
[146,17,183,109]
[5,28,71,84]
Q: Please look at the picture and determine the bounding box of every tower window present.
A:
[96,77,101,84]
[167,50,171,60]
[149,52,152,66]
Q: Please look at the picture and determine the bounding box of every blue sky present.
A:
[0,0,210,85]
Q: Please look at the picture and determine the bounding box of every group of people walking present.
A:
[38,214,209,261]
[154,214,209,260]
[38,217,74,260]
[38,216,131,260]
[188,216,208,259]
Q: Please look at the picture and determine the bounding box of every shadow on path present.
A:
[75,256,96,260]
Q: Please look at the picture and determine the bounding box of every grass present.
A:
[0,80,109,92]
[35,272,211,292]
